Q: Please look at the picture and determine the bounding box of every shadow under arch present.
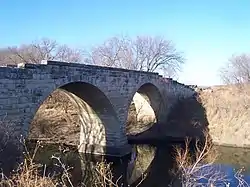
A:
[28,81,122,155]
[129,144,178,187]
[26,81,131,186]
[126,83,164,135]
[128,93,211,187]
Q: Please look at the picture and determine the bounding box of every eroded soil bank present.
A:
[197,84,250,148]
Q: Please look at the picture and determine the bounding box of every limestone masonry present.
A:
[0,60,195,156]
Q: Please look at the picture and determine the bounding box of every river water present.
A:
[31,142,250,187]
[128,144,250,187]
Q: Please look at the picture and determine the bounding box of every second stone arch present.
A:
[126,83,164,135]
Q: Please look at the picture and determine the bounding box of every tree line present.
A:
[0,36,184,79]
[0,35,248,84]
[219,53,250,84]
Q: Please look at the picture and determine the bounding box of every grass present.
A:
[0,141,61,187]
[0,105,124,187]
[1,136,249,187]
[0,140,123,187]
[198,84,250,147]
[29,89,81,145]
[173,131,249,187]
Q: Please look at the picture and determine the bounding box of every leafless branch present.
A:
[219,53,250,85]
[0,38,84,65]
[174,131,230,186]
[86,35,184,77]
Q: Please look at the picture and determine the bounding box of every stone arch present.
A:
[27,81,121,153]
[126,83,164,135]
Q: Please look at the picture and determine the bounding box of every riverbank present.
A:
[213,141,250,149]
[198,84,250,148]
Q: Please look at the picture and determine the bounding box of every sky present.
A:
[1,0,250,86]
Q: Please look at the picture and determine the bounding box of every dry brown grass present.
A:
[198,84,250,147]
[0,158,122,187]
[174,132,227,186]
[29,89,81,145]
[0,140,123,187]
[0,161,58,187]
[0,142,60,187]
[173,131,249,187]
[0,112,123,187]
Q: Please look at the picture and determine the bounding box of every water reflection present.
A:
[128,144,250,187]
[128,145,156,185]
[215,146,250,174]
[28,141,250,186]
[188,164,250,186]
[128,144,180,187]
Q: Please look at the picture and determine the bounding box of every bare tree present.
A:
[85,35,184,77]
[174,132,229,186]
[174,131,249,186]
[219,53,250,84]
[0,38,83,65]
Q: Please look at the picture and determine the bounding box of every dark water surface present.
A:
[128,144,250,187]
[31,142,250,187]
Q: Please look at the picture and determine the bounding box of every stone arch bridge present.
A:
[0,60,195,157]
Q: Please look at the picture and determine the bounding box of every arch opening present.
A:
[28,82,120,150]
[126,83,164,135]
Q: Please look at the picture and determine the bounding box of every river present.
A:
[30,142,250,186]
[128,144,250,187]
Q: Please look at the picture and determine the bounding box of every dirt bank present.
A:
[28,90,81,145]
[197,84,250,148]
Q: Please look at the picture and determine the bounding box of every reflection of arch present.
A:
[28,82,121,154]
[130,145,177,187]
[126,83,164,134]
[129,95,211,186]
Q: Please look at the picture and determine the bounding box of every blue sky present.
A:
[1,0,250,86]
